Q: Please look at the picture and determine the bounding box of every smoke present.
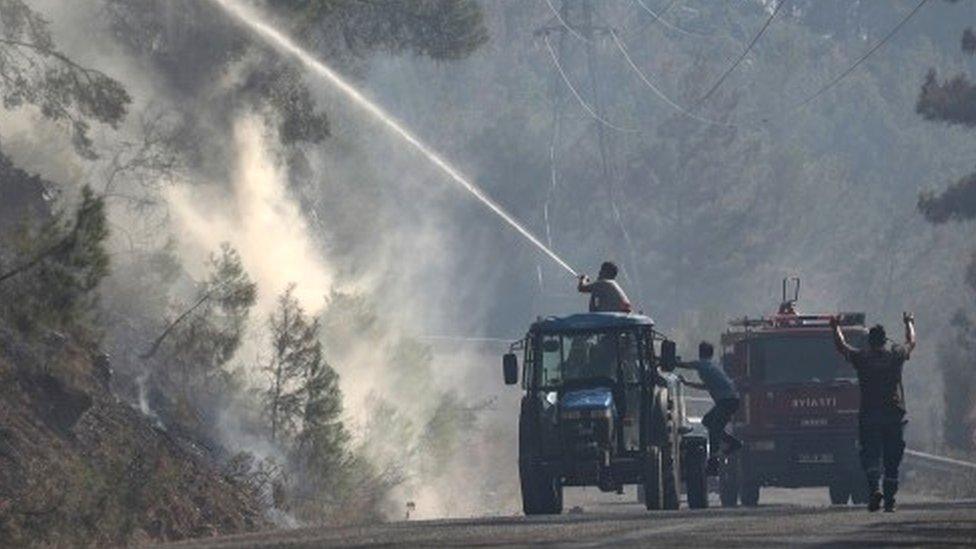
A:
[165,116,334,314]
[0,0,522,522]
[212,0,578,278]
[159,108,518,520]
[7,0,976,523]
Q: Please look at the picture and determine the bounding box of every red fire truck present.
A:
[719,278,868,506]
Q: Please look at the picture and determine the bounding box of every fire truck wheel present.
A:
[686,444,709,509]
[643,447,663,510]
[740,479,760,507]
[829,482,851,505]
[850,480,869,505]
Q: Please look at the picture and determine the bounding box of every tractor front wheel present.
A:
[520,460,563,515]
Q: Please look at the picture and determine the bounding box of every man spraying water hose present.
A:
[209,0,580,280]
[577,261,632,313]
[831,312,916,513]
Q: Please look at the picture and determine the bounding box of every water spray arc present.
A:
[211,0,579,278]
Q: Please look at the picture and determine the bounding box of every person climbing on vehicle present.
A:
[680,341,742,475]
[577,261,632,313]
[830,312,916,513]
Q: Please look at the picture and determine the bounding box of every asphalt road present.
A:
[164,489,976,548]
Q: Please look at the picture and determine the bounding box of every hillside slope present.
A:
[0,327,267,546]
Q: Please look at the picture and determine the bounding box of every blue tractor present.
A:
[502,313,708,514]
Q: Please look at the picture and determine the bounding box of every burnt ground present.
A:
[0,328,267,547]
[162,488,976,548]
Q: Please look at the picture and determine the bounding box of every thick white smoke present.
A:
[162,112,518,520]
[166,116,335,314]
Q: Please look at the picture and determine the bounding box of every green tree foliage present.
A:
[103,0,487,158]
[939,312,976,450]
[916,10,976,224]
[269,0,488,60]
[0,0,130,158]
[918,171,976,224]
[0,185,109,332]
[265,284,334,443]
[156,243,256,405]
[318,289,491,509]
[239,66,331,146]
[417,391,481,478]
[0,149,49,230]
[261,284,371,521]
[916,19,976,451]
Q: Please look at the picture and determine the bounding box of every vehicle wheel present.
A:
[520,460,563,515]
[829,482,851,505]
[740,479,760,507]
[663,445,680,510]
[719,455,740,507]
[850,477,869,505]
[643,446,663,510]
[685,443,709,509]
[519,465,563,515]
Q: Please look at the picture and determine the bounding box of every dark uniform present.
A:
[846,344,910,501]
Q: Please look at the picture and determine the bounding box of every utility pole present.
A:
[537,0,644,305]
[579,0,620,238]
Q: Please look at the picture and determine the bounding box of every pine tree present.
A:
[0,185,110,332]
[296,355,348,473]
[264,283,346,454]
[0,0,130,158]
[916,14,976,451]
[161,243,256,404]
[262,284,352,517]
[264,284,307,443]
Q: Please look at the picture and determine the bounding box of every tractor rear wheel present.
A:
[643,447,663,510]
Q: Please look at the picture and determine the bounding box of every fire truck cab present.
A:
[719,278,868,506]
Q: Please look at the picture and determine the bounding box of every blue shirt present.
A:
[692,359,738,401]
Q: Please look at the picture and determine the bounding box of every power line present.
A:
[633,0,706,37]
[610,29,736,128]
[788,0,930,112]
[543,33,639,133]
[698,0,788,105]
[544,0,591,43]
